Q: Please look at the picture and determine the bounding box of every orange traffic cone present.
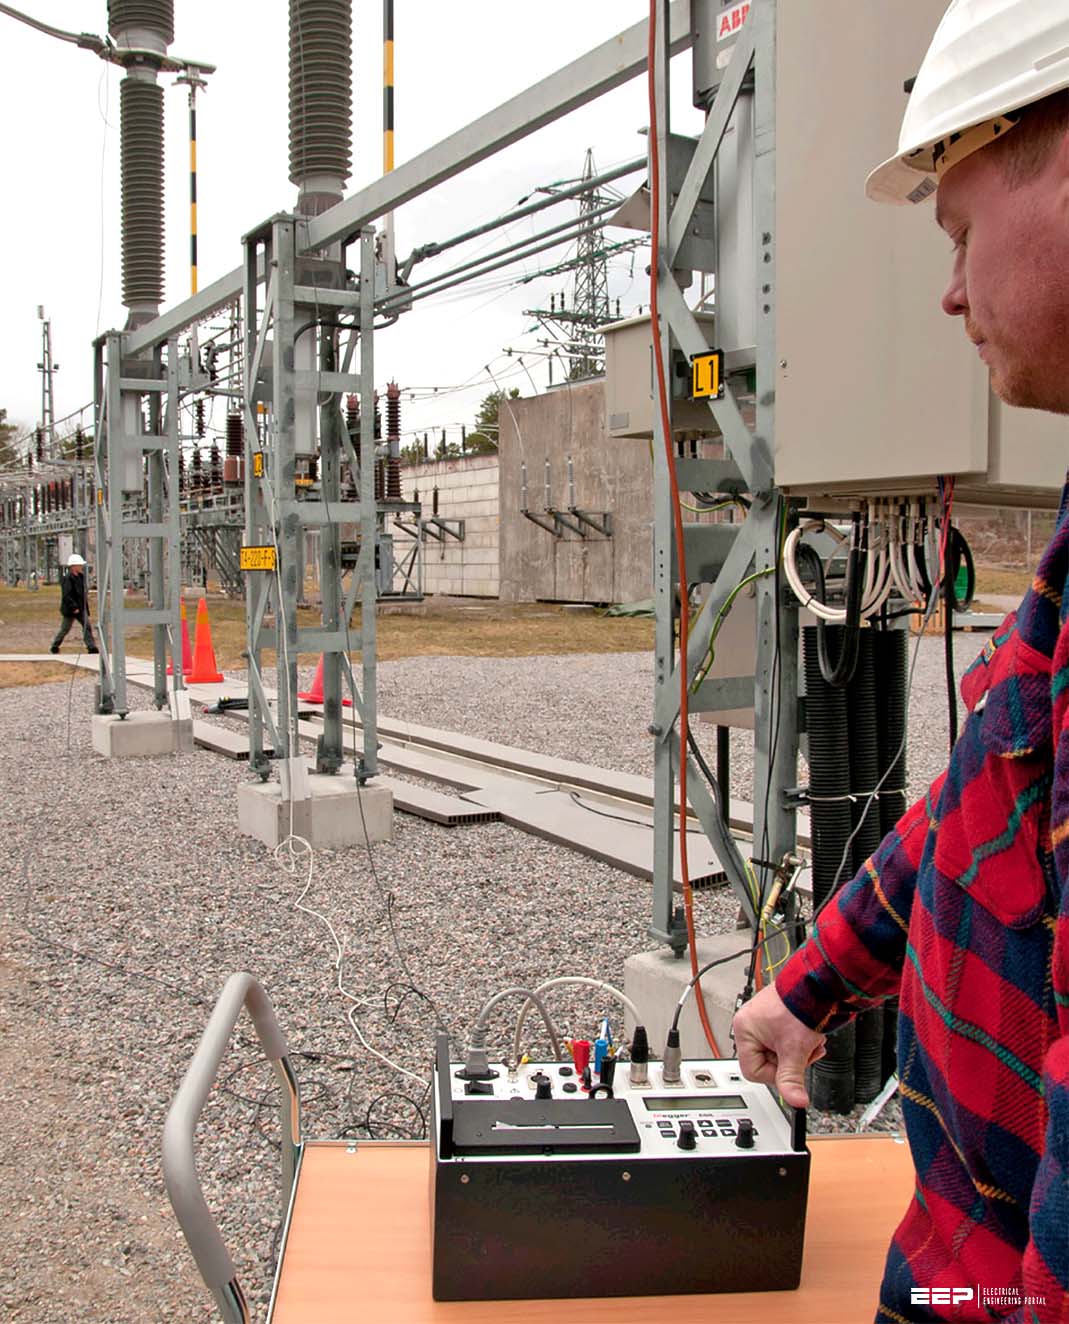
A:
[187,596,224,683]
[298,653,352,705]
[167,600,193,676]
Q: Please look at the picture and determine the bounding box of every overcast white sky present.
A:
[0,2,703,449]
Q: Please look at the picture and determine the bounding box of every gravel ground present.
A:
[0,627,989,1322]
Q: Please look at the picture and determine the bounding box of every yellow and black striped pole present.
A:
[177,70,208,295]
[383,0,394,175]
[383,0,395,277]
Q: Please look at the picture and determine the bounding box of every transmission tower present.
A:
[524,149,633,381]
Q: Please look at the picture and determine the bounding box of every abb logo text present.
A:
[717,2,750,41]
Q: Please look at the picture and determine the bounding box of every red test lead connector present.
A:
[571,1039,591,1084]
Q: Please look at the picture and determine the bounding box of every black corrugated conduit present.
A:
[803,625,856,1114]
[874,626,908,1085]
[847,631,884,1105]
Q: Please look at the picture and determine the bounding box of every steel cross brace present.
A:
[648,0,797,953]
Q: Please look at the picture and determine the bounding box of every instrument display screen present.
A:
[643,1094,746,1112]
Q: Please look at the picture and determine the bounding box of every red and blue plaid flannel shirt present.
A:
[777,489,1069,1323]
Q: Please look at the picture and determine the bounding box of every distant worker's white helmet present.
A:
[867,0,1069,205]
[67,553,86,567]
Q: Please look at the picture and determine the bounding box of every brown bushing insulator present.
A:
[386,457,402,501]
[386,381,401,441]
[225,412,244,457]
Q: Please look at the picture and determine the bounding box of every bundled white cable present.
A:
[512,977,646,1066]
[783,523,848,622]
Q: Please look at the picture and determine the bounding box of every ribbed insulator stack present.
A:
[225,412,244,457]
[374,461,385,502]
[178,448,186,493]
[345,394,359,434]
[191,447,203,493]
[386,382,401,441]
[209,443,222,488]
[385,382,402,499]
[119,77,165,312]
[223,413,244,484]
[75,428,86,459]
[195,399,206,438]
[386,458,402,500]
[107,1,174,43]
[288,0,352,209]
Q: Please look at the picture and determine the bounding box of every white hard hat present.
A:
[867,0,1069,205]
[68,553,86,567]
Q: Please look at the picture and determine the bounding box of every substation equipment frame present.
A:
[239,216,381,794]
[93,332,185,719]
[646,0,792,953]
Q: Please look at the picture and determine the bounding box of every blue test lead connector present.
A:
[593,1036,609,1076]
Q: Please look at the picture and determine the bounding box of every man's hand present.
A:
[732,983,827,1108]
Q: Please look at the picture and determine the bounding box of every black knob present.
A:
[534,1075,553,1101]
[677,1120,697,1151]
[735,1117,755,1149]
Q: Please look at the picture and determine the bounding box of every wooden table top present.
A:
[270,1135,913,1324]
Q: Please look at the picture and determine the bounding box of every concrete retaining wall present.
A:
[497,380,653,603]
[400,455,500,597]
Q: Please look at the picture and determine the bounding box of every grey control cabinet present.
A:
[771,0,1067,506]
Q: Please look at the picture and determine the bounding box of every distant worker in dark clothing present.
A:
[50,553,98,654]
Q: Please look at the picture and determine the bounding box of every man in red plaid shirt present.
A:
[733,2,1069,1320]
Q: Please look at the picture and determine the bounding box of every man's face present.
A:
[69,565,82,576]
[936,133,1069,413]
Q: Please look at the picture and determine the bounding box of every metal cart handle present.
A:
[163,973,302,1324]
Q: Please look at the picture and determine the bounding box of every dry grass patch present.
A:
[0,586,652,685]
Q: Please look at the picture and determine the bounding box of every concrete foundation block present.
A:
[624,934,754,1061]
[237,775,393,850]
[91,711,193,758]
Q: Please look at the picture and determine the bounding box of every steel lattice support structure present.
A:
[240,216,379,804]
[646,0,799,953]
[92,332,184,717]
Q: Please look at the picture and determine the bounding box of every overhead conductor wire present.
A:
[647,1,720,1057]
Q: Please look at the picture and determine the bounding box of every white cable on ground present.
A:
[271,833,426,1086]
[512,977,646,1066]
